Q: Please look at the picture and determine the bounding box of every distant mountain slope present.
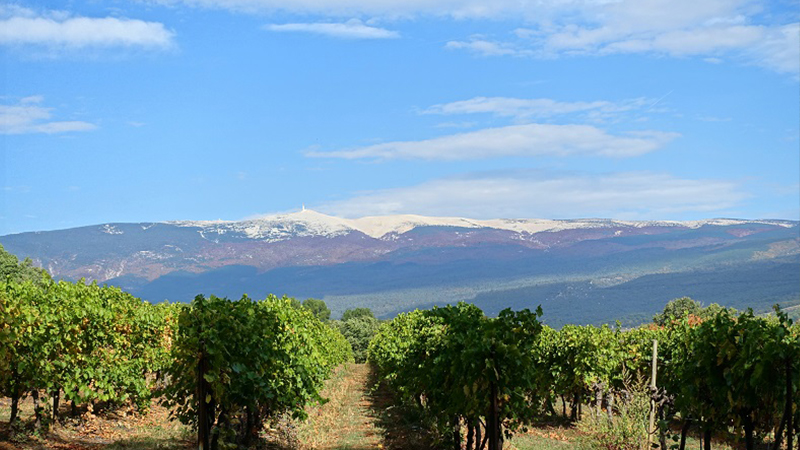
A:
[465,258,800,328]
[1,210,797,325]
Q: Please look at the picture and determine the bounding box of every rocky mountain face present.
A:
[2,210,798,324]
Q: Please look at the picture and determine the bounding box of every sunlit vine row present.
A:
[368,303,799,449]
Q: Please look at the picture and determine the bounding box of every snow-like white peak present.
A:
[169,219,233,227]
[680,218,790,228]
[237,209,356,240]
[352,214,492,238]
[168,211,797,241]
[101,224,124,235]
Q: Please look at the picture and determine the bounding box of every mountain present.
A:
[1,210,798,325]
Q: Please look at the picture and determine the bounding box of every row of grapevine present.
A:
[0,279,175,428]
[368,303,545,450]
[665,310,799,450]
[533,323,668,421]
[369,303,799,450]
[161,294,353,447]
[1,279,353,450]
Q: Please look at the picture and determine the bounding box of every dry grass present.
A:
[0,396,191,450]
[294,363,382,450]
[0,370,627,450]
[291,363,589,450]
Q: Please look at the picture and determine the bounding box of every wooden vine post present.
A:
[196,299,210,450]
[197,339,210,450]
[648,339,658,448]
[488,379,501,450]
[787,353,793,450]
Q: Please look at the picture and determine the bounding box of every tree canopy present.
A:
[653,297,702,325]
[302,298,331,322]
[335,316,380,363]
[0,244,50,284]
[341,307,374,321]
[653,296,736,325]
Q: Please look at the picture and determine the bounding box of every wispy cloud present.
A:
[695,115,732,122]
[307,124,679,160]
[556,23,800,76]
[136,0,529,18]
[434,121,479,129]
[264,19,399,39]
[320,170,748,220]
[747,23,800,75]
[152,0,798,76]
[0,6,175,51]
[2,185,31,193]
[0,97,96,135]
[445,37,527,56]
[446,22,799,76]
[423,96,653,122]
[20,95,45,104]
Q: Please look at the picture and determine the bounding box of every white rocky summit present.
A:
[168,209,795,242]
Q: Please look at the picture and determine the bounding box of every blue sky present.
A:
[1,0,798,235]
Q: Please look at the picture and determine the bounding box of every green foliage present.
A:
[577,377,651,450]
[368,302,545,445]
[653,296,738,326]
[653,297,702,325]
[370,302,799,448]
[335,316,380,363]
[0,280,352,446]
[341,307,375,321]
[0,244,50,284]
[3,268,797,448]
[302,298,331,322]
[698,302,729,319]
[161,294,352,445]
[0,279,173,423]
[667,306,800,441]
[536,305,798,447]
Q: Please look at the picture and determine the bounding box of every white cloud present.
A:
[307,124,679,160]
[747,23,800,75]
[144,0,757,23]
[449,22,799,75]
[445,38,525,56]
[434,121,479,129]
[320,170,748,220]
[141,0,539,18]
[0,4,37,18]
[0,8,175,50]
[0,97,97,135]
[696,115,732,122]
[20,95,45,104]
[144,0,797,75]
[548,22,799,75]
[423,97,651,121]
[265,19,399,39]
[456,0,800,76]
[589,24,774,57]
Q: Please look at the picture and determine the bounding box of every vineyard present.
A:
[1,277,799,450]
[0,279,353,448]
[369,303,800,450]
